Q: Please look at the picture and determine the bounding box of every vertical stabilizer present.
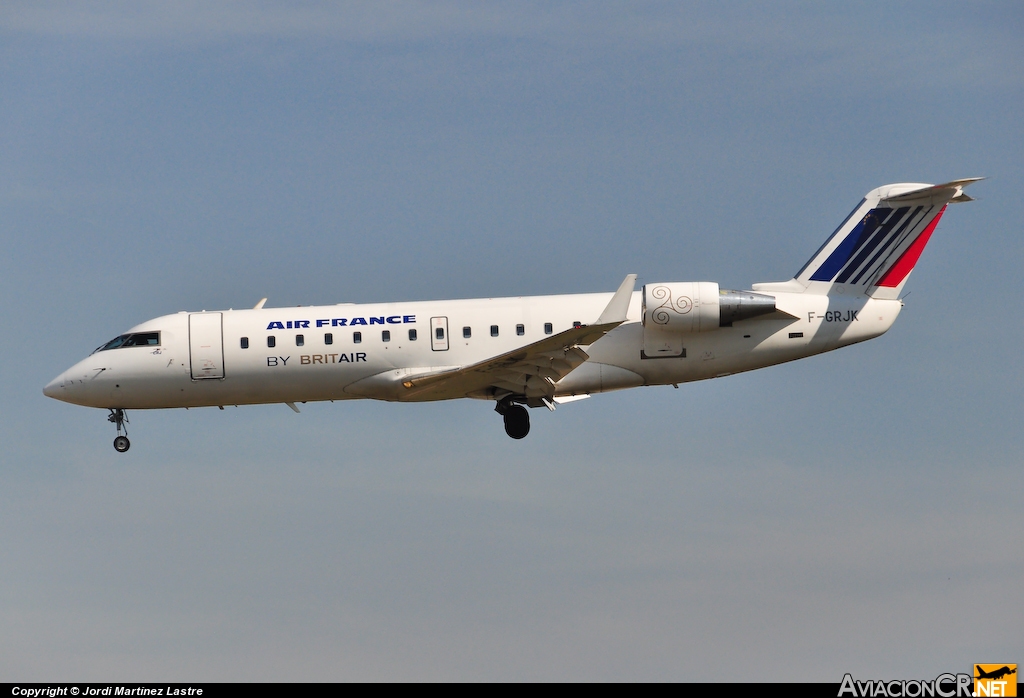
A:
[768,179,982,298]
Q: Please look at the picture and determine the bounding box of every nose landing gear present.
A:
[108,409,130,452]
[495,398,530,439]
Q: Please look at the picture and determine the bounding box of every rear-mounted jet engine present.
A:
[641,282,776,358]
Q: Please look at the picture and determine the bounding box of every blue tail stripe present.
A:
[795,198,866,280]
[850,206,928,285]
[809,208,886,282]
[835,207,910,283]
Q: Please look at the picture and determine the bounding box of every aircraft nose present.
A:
[43,373,65,399]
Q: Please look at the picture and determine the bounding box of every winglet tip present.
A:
[595,274,638,325]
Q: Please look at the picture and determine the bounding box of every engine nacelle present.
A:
[641,282,777,358]
[642,282,720,334]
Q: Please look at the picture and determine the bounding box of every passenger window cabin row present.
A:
[244,322,563,349]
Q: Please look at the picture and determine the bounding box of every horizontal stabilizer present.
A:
[881,178,985,203]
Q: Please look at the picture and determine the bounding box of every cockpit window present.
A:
[96,335,129,352]
[123,332,160,347]
[93,332,161,353]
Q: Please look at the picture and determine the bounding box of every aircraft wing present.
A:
[399,275,637,402]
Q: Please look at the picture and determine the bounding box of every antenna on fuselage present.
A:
[253,298,267,309]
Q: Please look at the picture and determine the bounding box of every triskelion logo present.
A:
[974,664,1017,697]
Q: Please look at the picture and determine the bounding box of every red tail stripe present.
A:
[875,205,946,288]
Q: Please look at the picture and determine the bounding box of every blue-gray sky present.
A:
[1,1,1021,681]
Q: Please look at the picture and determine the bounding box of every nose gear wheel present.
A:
[108,409,130,452]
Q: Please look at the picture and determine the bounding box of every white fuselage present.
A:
[45,288,902,410]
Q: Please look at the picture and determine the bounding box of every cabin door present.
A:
[189,312,225,379]
[430,316,449,351]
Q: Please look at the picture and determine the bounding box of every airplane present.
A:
[975,666,1016,681]
[44,179,981,452]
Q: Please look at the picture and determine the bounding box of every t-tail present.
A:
[774,179,982,299]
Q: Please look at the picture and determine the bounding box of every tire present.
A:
[503,405,530,439]
[113,435,130,453]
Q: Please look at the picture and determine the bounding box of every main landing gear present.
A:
[108,408,130,452]
[495,398,530,440]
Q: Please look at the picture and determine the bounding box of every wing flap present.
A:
[400,324,603,398]
[400,276,635,401]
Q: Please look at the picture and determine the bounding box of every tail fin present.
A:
[759,179,982,298]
